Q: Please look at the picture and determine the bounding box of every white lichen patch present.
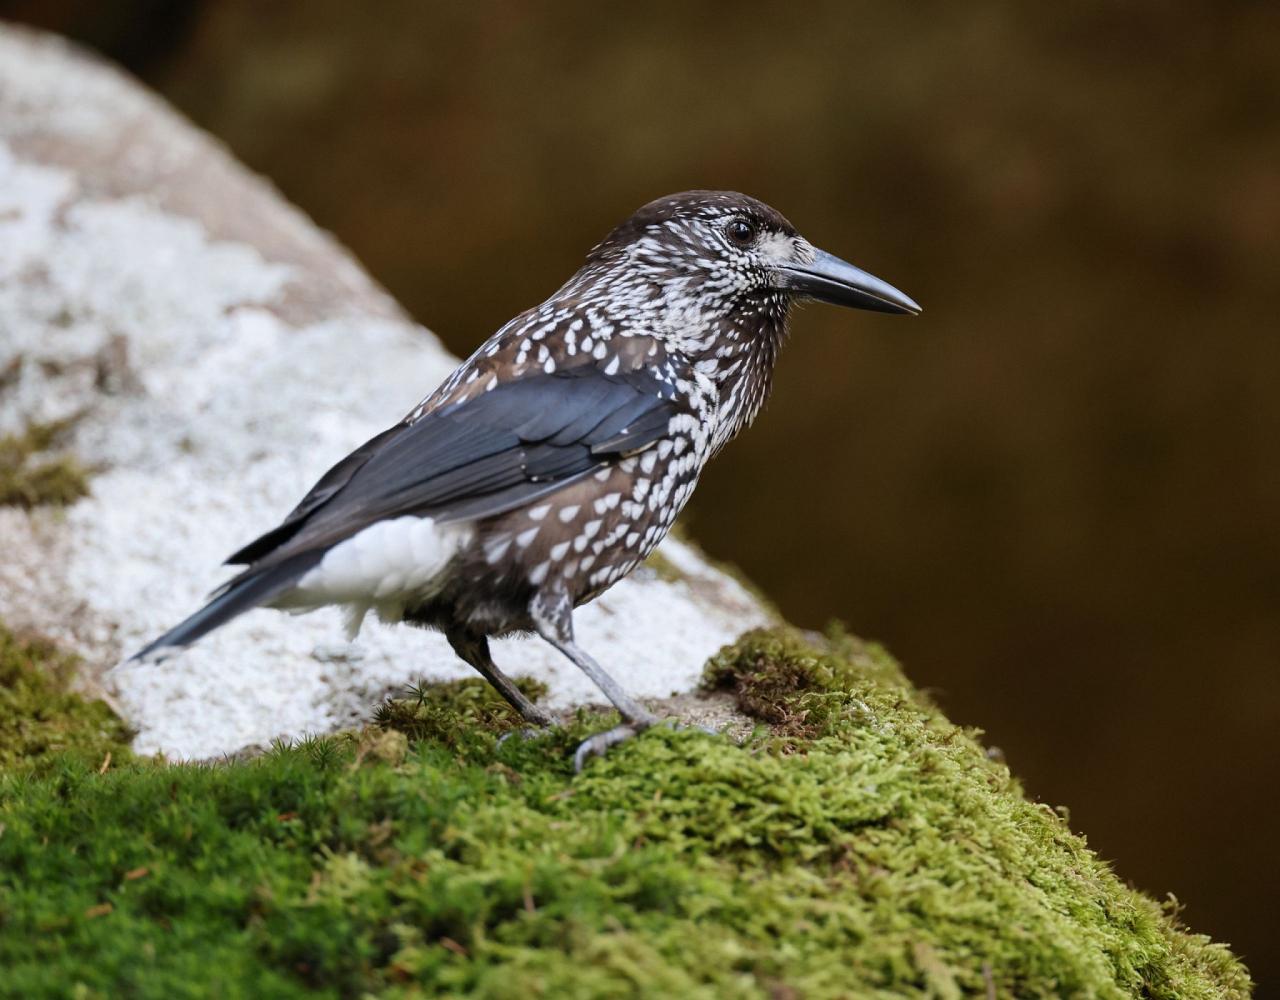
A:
[0,29,156,141]
[0,26,768,760]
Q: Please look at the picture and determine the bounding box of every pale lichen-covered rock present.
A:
[0,24,767,760]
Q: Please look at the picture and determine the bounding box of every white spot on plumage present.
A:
[558,505,580,522]
[550,540,570,561]
[485,536,512,564]
[527,504,551,521]
[516,526,539,548]
[529,561,550,585]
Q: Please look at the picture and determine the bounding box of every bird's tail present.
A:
[131,551,323,661]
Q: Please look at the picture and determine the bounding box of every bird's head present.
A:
[583,189,919,329]
[570,190,918,435]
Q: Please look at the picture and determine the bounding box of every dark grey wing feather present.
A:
[233,366,683,570]
[510,376,618,440]
[589,405,679,455]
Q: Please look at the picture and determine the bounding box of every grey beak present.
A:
[776,248,921,315]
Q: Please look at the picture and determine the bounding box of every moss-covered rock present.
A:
[0,626,1249,997]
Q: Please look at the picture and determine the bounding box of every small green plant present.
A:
[0,416,92,508]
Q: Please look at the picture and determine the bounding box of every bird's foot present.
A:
[498,723,558,746]
[573,722,648,772]
[573,712,717,771]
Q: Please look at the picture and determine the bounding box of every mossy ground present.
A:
[0,624,1249,998]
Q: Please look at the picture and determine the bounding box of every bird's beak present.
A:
[775,248,921,315]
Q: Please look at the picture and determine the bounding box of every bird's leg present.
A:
[530,590,660,770]
[446,630,556,729]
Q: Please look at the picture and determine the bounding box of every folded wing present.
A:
[228,365,684,572]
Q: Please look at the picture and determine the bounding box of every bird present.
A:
[133,190,920,768]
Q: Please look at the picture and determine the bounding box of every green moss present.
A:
[373,675,550,753]
[702,624,913,737]
[0,625,134,772]
[0,416,92,508]
[0,629,1248,998]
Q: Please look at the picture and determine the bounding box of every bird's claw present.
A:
[572,716,719,771]
[573,723,646,772]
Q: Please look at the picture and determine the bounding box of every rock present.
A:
[0,24,768,760]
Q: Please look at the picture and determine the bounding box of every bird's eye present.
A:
[725,218,757,247]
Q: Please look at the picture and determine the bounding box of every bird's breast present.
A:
[455,433,709,615]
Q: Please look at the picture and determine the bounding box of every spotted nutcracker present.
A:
[134,190,921,767]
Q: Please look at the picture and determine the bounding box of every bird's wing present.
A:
[226,366,684,570]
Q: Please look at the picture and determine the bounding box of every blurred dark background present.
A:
[6,0,1277,989]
